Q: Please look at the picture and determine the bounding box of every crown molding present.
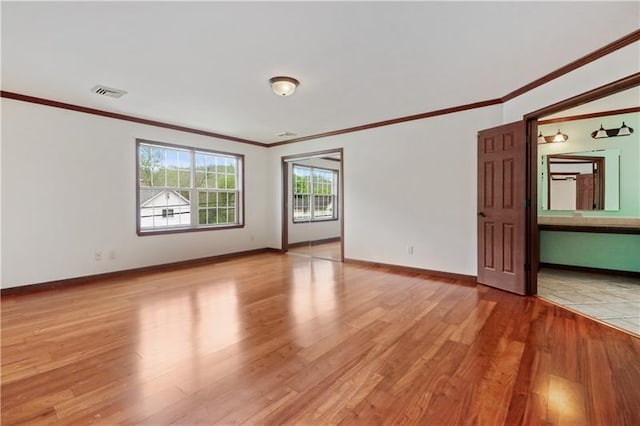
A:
[538,106,640,125]
[0,91,268,147]
[269,99,503,147]
[501,29,640,102]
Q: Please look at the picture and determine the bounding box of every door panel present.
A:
[576,173,594,210]
[477,121,526,295]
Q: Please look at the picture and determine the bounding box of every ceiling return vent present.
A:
[276,131,297,137]
[90,85,127,98]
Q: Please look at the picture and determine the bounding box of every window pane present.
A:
[178,151,191,169]
[195,154,207,170]
[226,175,236,189]
[293,194,311,221]
[206,155,216,173]
[206,173,216,189]
[218,192,228,207]
[227,159,236,175]
[165,150,178,169]
[140,167,152,187]
[217,209,228,223]
[179,170,191,187]
[290,166,338,223]
[195,171,206,188]
[166,169,179,187]
[314,195,333,218]
[217,174,227,189]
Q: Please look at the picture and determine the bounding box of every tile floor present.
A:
[538,268,640,336]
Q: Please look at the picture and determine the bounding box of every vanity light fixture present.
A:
[537,132,546,144]
[590,122,634,139]
[538,130,568,144]
[552,130,568,143]
[616,121,633,136]
[269,76,299,97]
[593,124,609,139]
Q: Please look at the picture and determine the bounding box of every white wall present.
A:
[1,99,271,288]
[270,106,503,276]
[287,158,341,244]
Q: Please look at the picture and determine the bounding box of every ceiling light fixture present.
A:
[269,76,299,97]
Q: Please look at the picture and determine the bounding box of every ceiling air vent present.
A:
[276,131,297,137]
[90,85,127,98]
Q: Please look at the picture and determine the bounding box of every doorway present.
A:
[525,77,640,335]
[281,149,344,262]
[524,74,640,294]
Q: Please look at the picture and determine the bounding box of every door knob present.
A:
[478,212,486,217]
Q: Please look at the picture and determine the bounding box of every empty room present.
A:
[1,2,639,424]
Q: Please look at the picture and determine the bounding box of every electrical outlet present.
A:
[94,251,102,261]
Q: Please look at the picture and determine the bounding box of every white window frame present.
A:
[136,139,244,235]
[292,164,338,223]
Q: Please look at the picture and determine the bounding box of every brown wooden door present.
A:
[576,173,595,210]
[477,121,526,295]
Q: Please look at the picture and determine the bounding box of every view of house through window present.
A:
[293,165,338,222]
[137,140,243,233]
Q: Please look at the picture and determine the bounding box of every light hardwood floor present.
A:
[2,252,640,424]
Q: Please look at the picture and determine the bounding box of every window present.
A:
[292,165,338,223]
[137,139,243,234]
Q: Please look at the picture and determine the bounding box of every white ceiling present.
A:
[2,2,638,144]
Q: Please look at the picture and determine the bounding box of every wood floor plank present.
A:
[2,252,640,425]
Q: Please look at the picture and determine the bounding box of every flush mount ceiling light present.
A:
[269,76,299,97]
[591,122,634,138]
[538,130,568,144]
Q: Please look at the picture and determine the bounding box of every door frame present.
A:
[281,148,344,261]
[523,73,640,295]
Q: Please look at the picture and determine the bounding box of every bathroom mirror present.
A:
[540,149,620,211]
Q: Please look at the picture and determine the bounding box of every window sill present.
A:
[137,224,244,236]
[292,218,339,224]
